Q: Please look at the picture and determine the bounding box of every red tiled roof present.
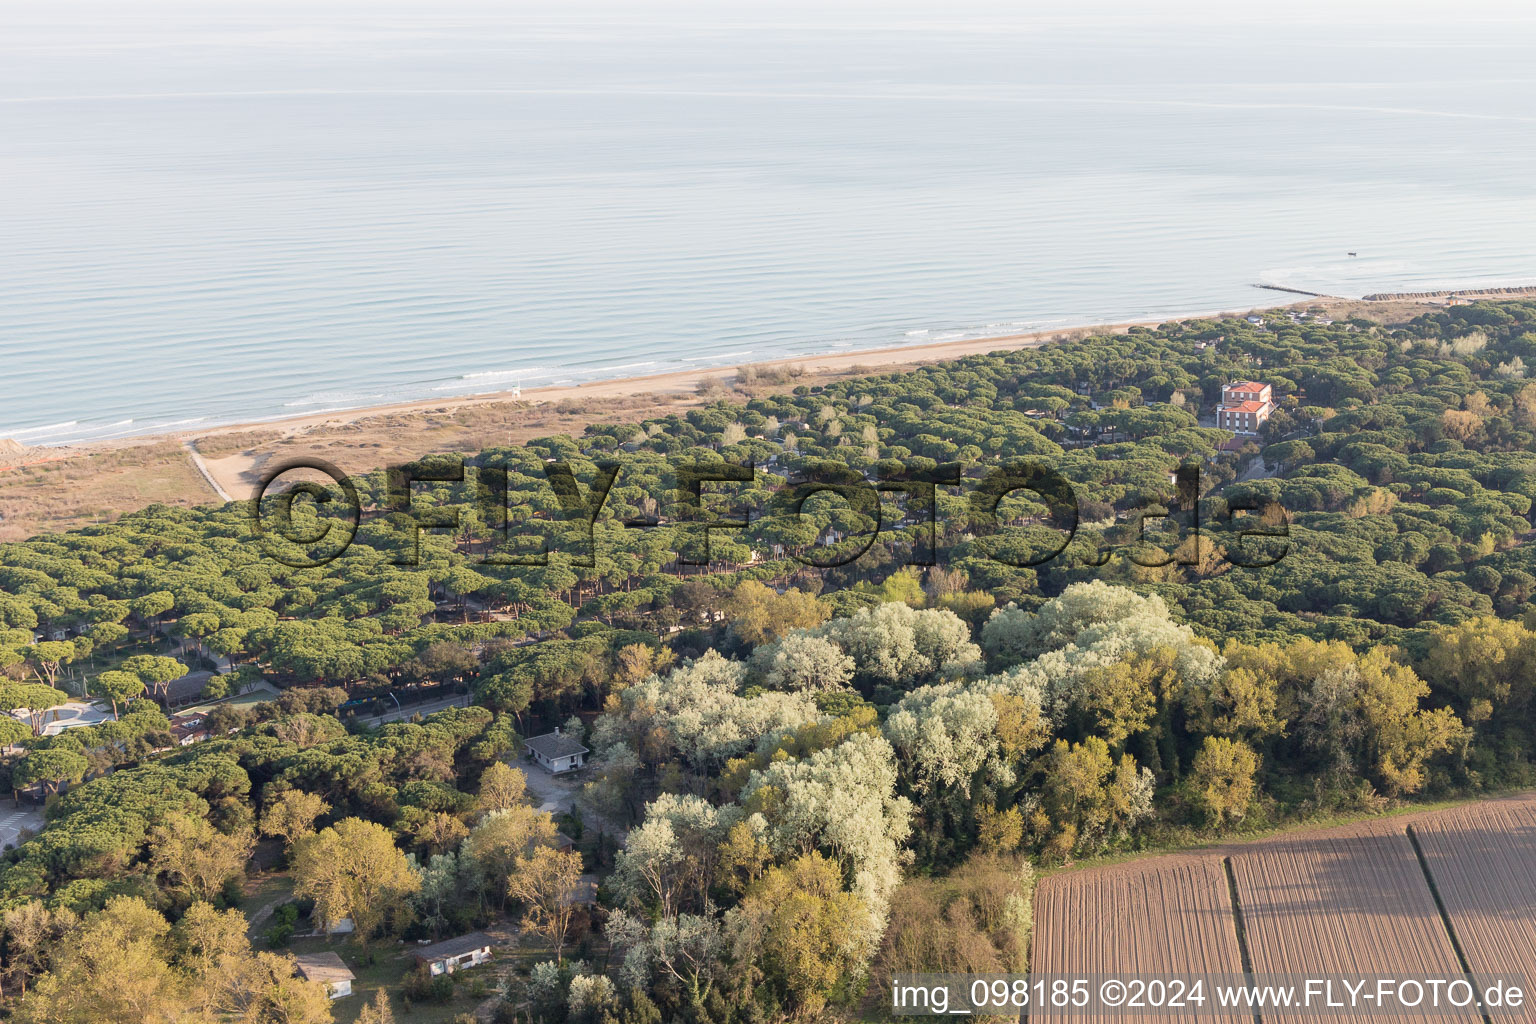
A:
[1227,381,1268,392]
[1221,400,1268,413]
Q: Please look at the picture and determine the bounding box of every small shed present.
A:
[293,952,354,999]
[523,728,588,773]
[414,931,495,976]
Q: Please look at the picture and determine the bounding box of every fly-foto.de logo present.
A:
[249,455,1289,571]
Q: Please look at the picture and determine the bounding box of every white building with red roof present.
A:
[1216,381,1274,434]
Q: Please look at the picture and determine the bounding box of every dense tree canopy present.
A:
[5,302,1536,1021]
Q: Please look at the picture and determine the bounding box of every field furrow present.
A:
[1032,797,1536,1024]
[1226,822,1478,1024]
[1411,794,1536,985]
[1032,855,1247,1024]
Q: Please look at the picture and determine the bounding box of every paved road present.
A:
[0,805,44,850]
[1235,454,1278,483]
[348,694,471,728]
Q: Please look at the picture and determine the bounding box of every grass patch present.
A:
[238,873,295,937]
[0,442,219,542]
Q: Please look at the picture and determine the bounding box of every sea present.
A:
[4,1,1536,446]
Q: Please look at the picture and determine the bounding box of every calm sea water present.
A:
[4,2,1536,445]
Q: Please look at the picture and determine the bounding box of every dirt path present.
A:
[519,764,627,841]
[182,441,231,502]
[244,895,286,936]
[470,924,524,1022]
[472,969,513,1023]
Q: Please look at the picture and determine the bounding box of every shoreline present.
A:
[10,298,1316,459]
[0,289,1495,541]
[1,287,1518,458]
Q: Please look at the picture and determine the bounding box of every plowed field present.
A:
[1227,822,1478,1024]
[1410,796,1536,983]
[1031,855,1247,1024]
[1030,793,1536,1024]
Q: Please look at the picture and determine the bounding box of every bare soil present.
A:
[1031,792,1536,1024]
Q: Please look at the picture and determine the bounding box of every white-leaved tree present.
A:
[983,580,1171,667]
[810,602,981,690]
[749,632,855,692]
[608,909,726,1003]
[740,731,911,937]
[883,683,1014,798]
[612,793,739,919]
[409,850,484,939]
[589,651,818,773]
[984,582,1223,722]
[568,972,618,1017]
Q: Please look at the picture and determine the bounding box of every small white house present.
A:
[524,728,589,773]
[294,953,354,999]
[414,932,495,976]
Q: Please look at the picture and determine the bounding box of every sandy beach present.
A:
[0,292,1472,541]
[183,319,1103,501]
[4,313,1141,471]
[0,292,1473,464]
[14,303,1275,457]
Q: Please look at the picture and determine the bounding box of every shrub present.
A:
[402,963,456,1004]
[264,922,293,948]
